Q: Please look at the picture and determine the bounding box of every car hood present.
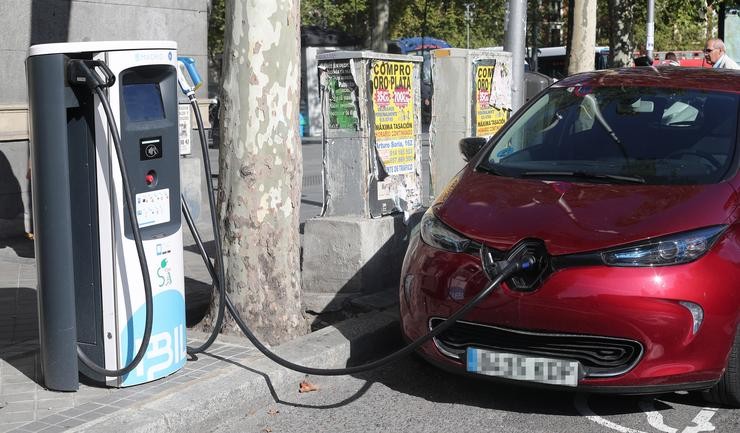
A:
[436,170,737,255]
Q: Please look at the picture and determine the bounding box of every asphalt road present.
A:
[212,348,740,433]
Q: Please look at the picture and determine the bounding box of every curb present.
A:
[70,309,400,432]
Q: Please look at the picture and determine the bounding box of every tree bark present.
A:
[568,0,597,74]
[208,0,306,345]
[608,0,634,67]
[371,0,390,52]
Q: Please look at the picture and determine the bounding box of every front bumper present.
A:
[399,233,740,392]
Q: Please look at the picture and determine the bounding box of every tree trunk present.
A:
[208,0,306,345]
[607,0,633,67]
[370,0,389,52]
[568,0,597,74]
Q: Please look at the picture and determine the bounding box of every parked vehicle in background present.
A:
[401,67,740,406]
[532,46,610,79]
[388,37,451,125]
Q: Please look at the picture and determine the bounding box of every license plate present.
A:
[466,347,581,387]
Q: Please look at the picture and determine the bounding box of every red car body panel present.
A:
[437,171,738,255]
[400,67,740,392]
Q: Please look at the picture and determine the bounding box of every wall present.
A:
[0,0,208,238]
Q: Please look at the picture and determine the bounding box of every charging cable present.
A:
[67,59,155,377]
[185,59,537,375]
[179,84,534,371]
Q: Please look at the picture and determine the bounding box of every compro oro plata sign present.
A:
[371,60,415,175]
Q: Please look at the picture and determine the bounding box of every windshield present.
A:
[481,86,739,185]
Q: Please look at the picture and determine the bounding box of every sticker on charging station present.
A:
[119,289,186,386]
[140,137,163,160]
[136,189,170,227]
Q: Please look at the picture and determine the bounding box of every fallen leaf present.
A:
[267,408,280,416]
[298,379,319,393]
[262,427,272,433]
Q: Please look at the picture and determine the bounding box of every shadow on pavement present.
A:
[0,235,35,259]
[0,286,40,383]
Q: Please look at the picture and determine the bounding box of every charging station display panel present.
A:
[122,83,165,122]
[118,65,181,240]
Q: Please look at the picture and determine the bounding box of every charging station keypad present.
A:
[136,189,171,228]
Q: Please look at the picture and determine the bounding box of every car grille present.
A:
[430,318,643,377]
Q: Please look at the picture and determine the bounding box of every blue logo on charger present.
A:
[168,52,173,61]
[119,290,186,386]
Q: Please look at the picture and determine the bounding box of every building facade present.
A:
[0,0,209,238]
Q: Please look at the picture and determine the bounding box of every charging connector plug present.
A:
[67,59,115,90]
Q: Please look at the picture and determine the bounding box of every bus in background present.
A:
[720,5,740,63]
[532,46,610,79]
[388,37,451,125]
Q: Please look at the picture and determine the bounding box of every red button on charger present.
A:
[145,170,156,186]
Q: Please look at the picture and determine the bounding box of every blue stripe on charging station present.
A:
[467,348,477,372]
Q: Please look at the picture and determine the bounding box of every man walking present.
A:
[704,38,740,69]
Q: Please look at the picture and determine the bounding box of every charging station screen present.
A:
[123,83,165,122]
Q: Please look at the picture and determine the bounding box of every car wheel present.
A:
[705,326,740,407]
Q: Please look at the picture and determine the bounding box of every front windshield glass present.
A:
[482,86,739,185]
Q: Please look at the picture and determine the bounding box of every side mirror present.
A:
[459,137,487,162]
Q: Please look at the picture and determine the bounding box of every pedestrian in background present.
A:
[662,52,680,66]
[704,38,740,69]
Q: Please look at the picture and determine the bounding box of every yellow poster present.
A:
[475,64,509,138]
[371,60,415,175]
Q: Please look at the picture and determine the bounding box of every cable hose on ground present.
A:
[76,85,154,378]
[183,94,531,375]
[224,260,521,375]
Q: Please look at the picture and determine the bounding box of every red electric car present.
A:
[400,67,740,405]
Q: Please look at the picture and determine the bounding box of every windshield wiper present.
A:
[476,164,505,176]
[521,170,646,184]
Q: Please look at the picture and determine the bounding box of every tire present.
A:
[705,325,740,407]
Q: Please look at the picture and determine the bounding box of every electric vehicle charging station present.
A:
[27,41,186,391]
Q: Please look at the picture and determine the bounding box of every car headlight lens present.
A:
[419,207,471,253]
[602,225,726,267]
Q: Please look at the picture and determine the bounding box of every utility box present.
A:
[302,51,423,311]
[316,51,423,217]
[429,48,513,199]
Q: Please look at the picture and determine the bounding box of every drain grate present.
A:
[302,174,322,187]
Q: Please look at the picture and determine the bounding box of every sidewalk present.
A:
[0,234,400,433]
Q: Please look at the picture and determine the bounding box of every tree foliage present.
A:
[208,0,226,65]
[209,0,728,62]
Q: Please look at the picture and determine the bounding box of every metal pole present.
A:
[504,0,527,112]
[464,3,475,49]
[646,0,655,60]
[532,0,540,72]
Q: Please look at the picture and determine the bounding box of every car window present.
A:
[482,86,739,185]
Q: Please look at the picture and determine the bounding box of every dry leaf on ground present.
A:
[267,408,280,416]
[298,379,319,393]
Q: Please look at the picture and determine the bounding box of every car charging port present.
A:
[480,240,551,292]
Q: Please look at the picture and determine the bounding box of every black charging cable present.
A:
[68,59,155,377]
[179,102,535,372]
[182,93,227,356]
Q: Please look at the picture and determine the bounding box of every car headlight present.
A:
[419,207,472,253]
[602,225,727,267]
